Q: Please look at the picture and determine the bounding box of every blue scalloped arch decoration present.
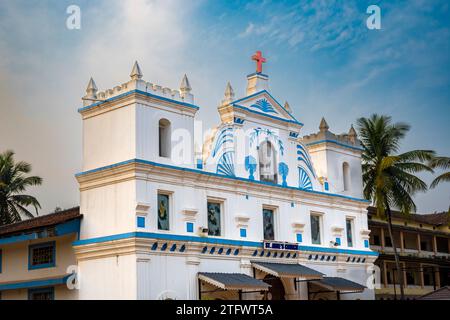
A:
[250,99,276,113]
[297,144,316,178]
[212,127,234,157]
[217,152,235,177]
[298,167,313,190]
[249,128,284,156]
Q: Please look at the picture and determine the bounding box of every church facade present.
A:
[0,52,378,300]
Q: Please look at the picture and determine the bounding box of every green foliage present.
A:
[429,156,450,188]
[0,150,42,226]
[357,114,434,218]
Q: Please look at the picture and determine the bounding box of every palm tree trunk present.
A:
[386,206,405,300]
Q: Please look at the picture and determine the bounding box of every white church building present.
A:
[0,52,378,300]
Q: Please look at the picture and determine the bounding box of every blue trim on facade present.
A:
[72,231,378,256]
[306,140,364,152]
[364,239,370,248]
[78,89,200,113]
[196,159,203,170]
[246,72,269,78]
[233,104,303,126]
[0,275,69,291]
[76,159,369,203]
[137,216,146,228]
[240,228,247,238]
[335,237,341,246]
[28,241,56,270]
[296,233,303,243]
[0,218,81,245]
[186,222,194,233]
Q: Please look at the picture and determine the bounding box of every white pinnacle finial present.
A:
[86,77,98,96]
[130,61,143,80]
[319,117,329,132]
[225,82,234,99]
[222,82,235,105]
[348,124,357,144]
[284,101,292,113]
[180,74,191,92]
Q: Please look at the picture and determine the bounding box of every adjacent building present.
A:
[368,207,450,299]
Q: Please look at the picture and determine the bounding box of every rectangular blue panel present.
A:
[324,182,329,191]
[240,228,247,238]
[296,233,303,243]
[196,159,203,169]
[137,216,145,228]
[335,237,341,246]
[364,239,369,248]
[186,222,194,233]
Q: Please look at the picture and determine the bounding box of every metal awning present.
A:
[251,261,324,280]
[198,272,270,291]
[314,277,366,293]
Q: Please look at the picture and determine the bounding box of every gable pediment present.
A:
[230,90,301,126]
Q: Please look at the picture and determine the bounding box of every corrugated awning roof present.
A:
[251,261,324,279]
[418,286,450,300]
[198,273,270,291]
[314,277,366,293]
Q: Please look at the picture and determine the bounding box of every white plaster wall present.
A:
[135,178,369,251]
[135,103,195,168]
[77,254,137,299]
[308,145,363,198]
[82,105,136,171]
[79,179,136,239]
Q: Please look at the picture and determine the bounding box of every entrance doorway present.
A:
[263,275,286,300]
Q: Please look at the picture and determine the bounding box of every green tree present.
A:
[429,156,450,188]
[357,114,434,300]
[0,150,42,226]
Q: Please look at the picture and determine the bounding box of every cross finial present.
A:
[252,50,266,74]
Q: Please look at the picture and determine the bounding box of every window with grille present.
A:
[28,287,54,300]
[29,242,55,269]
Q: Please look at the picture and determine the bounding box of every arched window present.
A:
[159,119,171,158]
[343,162,350,191]
[259,141,277,183]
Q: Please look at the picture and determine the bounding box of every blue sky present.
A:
[0,0,449,214]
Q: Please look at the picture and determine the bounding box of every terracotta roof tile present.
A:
[367,206,449,227]
[0,207,81,237]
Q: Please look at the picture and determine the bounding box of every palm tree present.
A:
[429,156,450,188]
[357,114,434,300]
[0,150,42,226]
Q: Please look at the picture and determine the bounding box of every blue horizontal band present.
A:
[0,275,71,291]
[72,231,378,256]
[78,89,199,113]
[76,159,370,203]
[306,140,364,151]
